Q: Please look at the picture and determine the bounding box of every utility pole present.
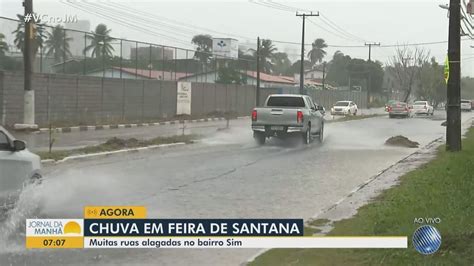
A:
[365,42,380,62]
[446,0,462,151]
[322,61,326,90]
[364,42,380,108]
[256,37,261,106]
[22,0,35,126]
[296,11,319,94]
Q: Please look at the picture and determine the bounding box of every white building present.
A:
[64,20,91,58]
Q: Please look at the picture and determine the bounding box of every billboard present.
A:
[212,38,238,59]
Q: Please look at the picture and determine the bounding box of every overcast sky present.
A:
[1,0,474,76]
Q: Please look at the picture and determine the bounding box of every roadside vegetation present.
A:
[38,135,197,161]
[251,128,474,265]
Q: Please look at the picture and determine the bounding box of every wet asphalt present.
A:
[1,110,472,266]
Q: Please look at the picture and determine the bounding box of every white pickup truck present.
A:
[251,94,325,145]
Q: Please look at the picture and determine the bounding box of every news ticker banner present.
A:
[26,206,407,249]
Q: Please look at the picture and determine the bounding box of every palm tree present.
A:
[250,39,277,73]
[271,52,291,75]
[332,50,344,61]
[0,33,8,56]
[191,34,213,65]
[307,38,327,66]
[85,24,114,58]
[12,14,46,56]
[44,25,72,63]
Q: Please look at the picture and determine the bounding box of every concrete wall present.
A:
[0,71,368,127]
[0,72,180,126]
[0,72,255,126]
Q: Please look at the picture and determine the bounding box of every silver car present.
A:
[251,94,325,145]
[0,126,41,209]
[388,102,411,118]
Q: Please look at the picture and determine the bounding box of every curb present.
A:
[33,117,251,134]
[40,142,187,166]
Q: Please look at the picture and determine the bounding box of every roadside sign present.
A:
[444,56,449,84]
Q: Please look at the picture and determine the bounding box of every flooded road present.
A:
[1,112,472,265]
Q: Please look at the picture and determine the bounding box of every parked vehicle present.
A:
[251,94,325,145]
[461,99,472,112]
[330,101,358,116]
[388,102,411,118]
[0,126,41,209]
[411,101,434,116]
[385,100,398,112]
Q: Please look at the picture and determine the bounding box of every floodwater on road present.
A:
[1,112,472,265]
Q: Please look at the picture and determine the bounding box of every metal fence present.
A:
[0,16,256,84]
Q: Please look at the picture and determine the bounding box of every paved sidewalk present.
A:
[13,119,245,152]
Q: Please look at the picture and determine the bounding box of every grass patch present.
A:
[304,227,322,236]
[38,134,198,161]
[307,219,331,227]
[250,128,474,265]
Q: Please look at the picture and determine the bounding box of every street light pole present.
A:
[446,0,462,151]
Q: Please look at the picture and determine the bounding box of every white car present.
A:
[330,101,358,116]
[411,101,434,116]
[0,126,41,209]
[461,99,472,112]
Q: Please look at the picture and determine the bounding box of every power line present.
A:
[319,14,367,42]
[76,1,195,40]
[249,0,366,43]
[307,18,363,43]
[106,1,254,41]
[248,0,294,12]
[61,0,193,47]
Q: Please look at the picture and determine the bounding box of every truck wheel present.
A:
[317,124,324,142]
[254,131,266,145]
[302,125,311,144]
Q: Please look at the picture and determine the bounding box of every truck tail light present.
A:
[297,111,303,123]
[251,109,257,121]
[388,106,392,112]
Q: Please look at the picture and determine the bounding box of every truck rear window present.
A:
[267,97,305,107]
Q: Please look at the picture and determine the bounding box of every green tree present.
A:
[326,51,351,86]
[271,52,292,75]
[192,34,213,65]
[12,14,46,57]
[250,39,277,73]
[287,59,312,75]
[416,57,445,106]
[0,33,8,56]
[216,67,246,84]
[307,38,327,66]
[85,24,115,58]
[44,25,72,63]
